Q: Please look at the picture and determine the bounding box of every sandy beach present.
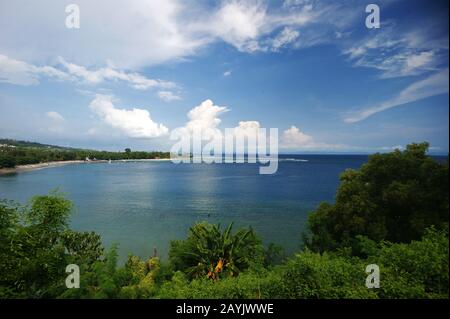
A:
[0,158,173,175]
[0,160,87,175]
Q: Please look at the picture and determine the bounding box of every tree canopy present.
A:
[305,143,449,253]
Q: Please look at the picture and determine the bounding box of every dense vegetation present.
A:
[0,139,170,168]
[304,143,448,254]
[0,143,448,298]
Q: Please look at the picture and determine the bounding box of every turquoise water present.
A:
[0,155,368,262]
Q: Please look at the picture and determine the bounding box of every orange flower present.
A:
[215,258,223,273]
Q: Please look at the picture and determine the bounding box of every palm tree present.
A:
[169,222,262,280]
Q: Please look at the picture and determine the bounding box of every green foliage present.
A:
[0,152,16,168]
[27,192,73,232]
[61,231,104,265]
[60,245,132,299]
[0,139,69,149]
[263,243,286,267]
[169,222,264,280]
[156,228,448,299]
[0,139,170,168]
[369,227,449,298]
[0,192,105,298]
[305,143,449,253]
[279,251,376,299]
[118,255,161,298]
[156,269,285,299]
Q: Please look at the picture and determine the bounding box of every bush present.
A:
[369,227,449,298]
[0,192,105,298]
[279,251,377,299]
[155,227,448,299]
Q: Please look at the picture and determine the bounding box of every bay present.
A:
[0,154,368,262]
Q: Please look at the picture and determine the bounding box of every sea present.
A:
[0,155,369,262]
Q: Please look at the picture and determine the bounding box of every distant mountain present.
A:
[0,138,79,150]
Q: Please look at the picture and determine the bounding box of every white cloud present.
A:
[345,68,449,123]
[2,0,425,77]
[174,99,228,139]
[0,0,344,69]
[270,27,300,51]
[44,111,65,133]
[58,58,175,90]
[0,54,176,90]
[86,128,98,136]
[234,120,261,131]
[89,95,169,138]
[0,54,68,85]
[231,121,265,153]
[172,102,345,152]
[173,100,270,145]
[46,111,64,122]
[172,102,275,154]
[344,26,448,79]
[281,125,345,150]
[203,0,325,53]
[207,1,268,52]
[403,51,435,74]
[223,70,232,77]
[157,91,181,102]
[281,125,314,148]
[0,0,200,69]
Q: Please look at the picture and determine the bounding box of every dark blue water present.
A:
[0,155,368,262]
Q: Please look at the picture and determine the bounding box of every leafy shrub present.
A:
[169,222,264,280]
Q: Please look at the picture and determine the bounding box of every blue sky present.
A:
[0,0,448,153]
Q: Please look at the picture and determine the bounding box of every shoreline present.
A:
[0,158,173,175]
[0,160,86,175]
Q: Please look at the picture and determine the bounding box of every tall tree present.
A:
[305,143,449,253]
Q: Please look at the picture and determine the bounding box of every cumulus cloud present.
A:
[89,95,169,138]
[172,100,267,142]
[232,121,265,153]
[186,100,228,129]
[223,70,232,77]
[170,101,278,156]
[345,68,449,123]
[281,125,313,147]
[281,125,344,150]
[170,100,347,152]
[234,120,261,132]
[157,91,181,102]
[172,99,229,139]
